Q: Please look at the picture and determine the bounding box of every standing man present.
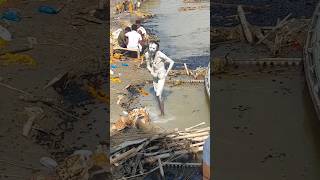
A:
[125,24,142,54]
[144,41,174,116]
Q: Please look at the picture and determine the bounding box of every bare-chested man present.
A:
[144,41,174,116]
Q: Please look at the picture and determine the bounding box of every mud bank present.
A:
[213,66,320,180]
[0,0,107,179]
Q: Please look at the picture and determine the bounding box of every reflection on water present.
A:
[139,84,210,130]
[141,0,210,68]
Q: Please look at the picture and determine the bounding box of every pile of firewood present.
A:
[110,122,209,179]
[237,5,309,56]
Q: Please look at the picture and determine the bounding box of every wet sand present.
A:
[213,66,320,180]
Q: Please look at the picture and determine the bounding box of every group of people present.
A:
[117,20,149,54]
[115,0,144,14]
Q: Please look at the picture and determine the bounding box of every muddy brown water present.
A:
[213,66,320,180]
[139,84,210,130]
[141,0,210,69]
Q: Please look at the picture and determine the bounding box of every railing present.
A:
[304,0,320,118]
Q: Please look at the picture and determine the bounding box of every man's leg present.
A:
[156,78,165,116]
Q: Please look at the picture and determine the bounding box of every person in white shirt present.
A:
[145,41,174,116]
[125,24,142,52]
[136,20,148,53]
[136,20,147,36]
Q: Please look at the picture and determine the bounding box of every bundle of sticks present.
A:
[237,5,309,55]
[110,122,209,179]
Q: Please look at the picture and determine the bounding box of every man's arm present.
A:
[159,52,174,77]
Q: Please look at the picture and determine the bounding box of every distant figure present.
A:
[136,19,148,52]
[144,41,174,116]
[136,19,147,37]
[125,24,142,52]
[117,26,131,48]
[203,136,210,180]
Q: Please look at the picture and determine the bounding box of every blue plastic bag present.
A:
[2,10,21,22]
[111,65,117,69]
[121,63,129,67]
[38,6,58,14]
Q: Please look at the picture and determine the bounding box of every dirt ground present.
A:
[0,0,107,179]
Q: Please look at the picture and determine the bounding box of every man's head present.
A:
[131,24,138,31]
[148,41,159,56]
[124,26,131,33]
[135,20,141,27]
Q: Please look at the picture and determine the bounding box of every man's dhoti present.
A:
[153,71,166,97]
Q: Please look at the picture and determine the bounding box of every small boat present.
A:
[304,1,320,119]
[205,62,210,99]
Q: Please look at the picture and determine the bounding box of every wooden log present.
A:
[237,5,253,44]
[191,136,209,142]
[253,27,274,51]
[0,82,33,97]
[184,63,190,75]
[174,132,209,140]
[131,154,142,176]
[110,147,137,164]
[111,138,148,154]
[158,158,165,179]
[145,150,189,163]
[43,71,69,90]
[185,122,206,131]
[23,107,44,137]
[256,13,292,44]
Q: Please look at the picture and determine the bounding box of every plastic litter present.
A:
[111,64,117,69]
[0,53,36,66]
[121,63,129,66]
[40,157,58,170]
[2,10,21,22]
[111,77,121,83]
[0,25,11,41]
[110,69,114,75]
[38,6,58,14]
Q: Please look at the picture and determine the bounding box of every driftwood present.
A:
[22,107,44,137]
[158,158,164,178]
[253,27,274,51]
[43,71,69,90]
[256,13,292,44]
[185,122,206,131]
[237,5,253,44]
[184,63,190,75]
[111,123,210,179]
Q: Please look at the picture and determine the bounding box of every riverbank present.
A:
[0,0,107,179]
[109,0,210,179]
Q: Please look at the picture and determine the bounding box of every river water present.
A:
[137,0,210,130]
[141,0,210,69]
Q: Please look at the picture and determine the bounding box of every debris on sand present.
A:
[110,122,209,179]
[111,107,151,132]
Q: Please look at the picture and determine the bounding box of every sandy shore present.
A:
[0,0,107,178]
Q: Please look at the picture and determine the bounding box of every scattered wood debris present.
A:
[110,122,209,179]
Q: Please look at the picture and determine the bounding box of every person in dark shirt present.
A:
[118,26,131,48]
